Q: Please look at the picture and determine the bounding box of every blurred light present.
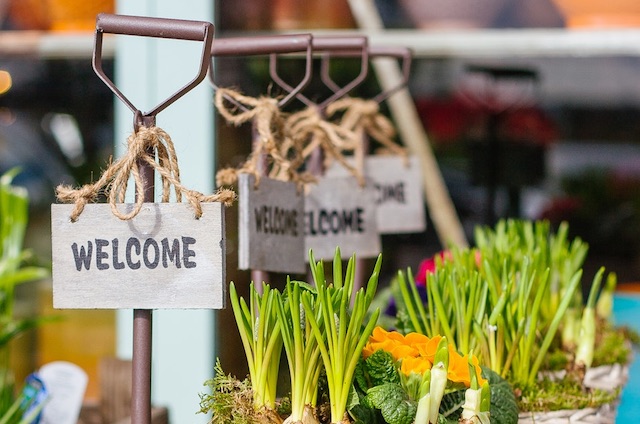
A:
[0,71,12,95]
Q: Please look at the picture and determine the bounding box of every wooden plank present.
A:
[51,203,225,309]
[238,174,306,274]
[304,176,381,261]
[325,156,427,234]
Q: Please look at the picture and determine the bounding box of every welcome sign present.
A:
[51,203,225,309]
[325,156,426,234]
[238,174,305,274]
[304,176,381,261]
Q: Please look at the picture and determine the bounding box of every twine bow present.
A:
[285,106,365,186]
[214,88,311,188]
[56,126,236,222]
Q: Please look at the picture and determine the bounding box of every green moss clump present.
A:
[592,324,636,367]
[199,359,255,424]
[516,378,619,413]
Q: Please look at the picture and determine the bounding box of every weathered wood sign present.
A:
[325,156,427,234]
[304,176,381,261]
[51,203,225,309]
[238,174,306,274]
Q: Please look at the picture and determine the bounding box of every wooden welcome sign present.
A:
[238,174,305,274]
[51,202,225,309]
[326,155,426,234]
[304,176,381,261]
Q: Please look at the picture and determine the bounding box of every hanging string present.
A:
[56,126,236,222]
[285,105,365,187]
[214,88,314,189]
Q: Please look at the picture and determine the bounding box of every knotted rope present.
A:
[56,126,236,222]
[285,106,365,186]
[214,88,312,188]
[326,97,408,162]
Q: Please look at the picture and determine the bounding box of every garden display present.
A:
[38,10,636,424]
[202,220,634,424]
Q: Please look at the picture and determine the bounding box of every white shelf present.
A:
[0,31,115,59]
[4,28,640,60]
[292,28,640,58]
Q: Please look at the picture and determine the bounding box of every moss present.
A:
[515,378,619,413]
[199,359,256,424]
[543,321,636,371]
[592,324,634,367]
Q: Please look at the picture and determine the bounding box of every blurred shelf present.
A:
[4,28,640,60]
[0,31,114,59]
[287,28,640,58]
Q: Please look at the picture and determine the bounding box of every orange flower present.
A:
[445,345,487,388]
[362,327,419,360]
[400,356,432,376]
[414,335,443,363]
[404,332,430,345]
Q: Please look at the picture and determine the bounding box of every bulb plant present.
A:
[301,249,381,424]
[228,281,283,421]
[276,278,323,424]
[205,248,384,424]
[389,219,629,416]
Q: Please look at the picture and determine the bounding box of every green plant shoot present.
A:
[276,279,324,424]
[229,281,283,412]
[302,249,381,424]
[575,267,605,369]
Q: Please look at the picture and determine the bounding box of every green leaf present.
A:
[439,390,465,420]
[482,367,519,424]
[367,383,416,424]
[0,267,49,288]
[0,316,61,348]
[348,383,382,424]
[365,350,400,387]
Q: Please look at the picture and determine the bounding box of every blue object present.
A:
[21,373,47,423]
[613,293,640,422]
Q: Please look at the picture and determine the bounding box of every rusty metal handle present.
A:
[321,45,412,103]
[270,36,369,110]
[210,34,313,108]
[93,13,214,128]
[96,13,211,40]
[212,33,312,56]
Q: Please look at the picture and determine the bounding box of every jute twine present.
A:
[326,97,407,161]
[56,126,236,222]
[214,88,315,189]
[285,105,365,186]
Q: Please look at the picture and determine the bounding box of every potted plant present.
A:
[199,248,516,423]
[386,219,631,422]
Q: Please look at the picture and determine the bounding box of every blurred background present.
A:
[2,0,640,422]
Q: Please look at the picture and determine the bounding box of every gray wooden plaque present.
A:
[325,156,427,234]
[304,176,381,261]
[51,202,225,309]
[238,174,305,274]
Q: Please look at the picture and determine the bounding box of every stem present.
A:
[397,271,424,334]
[528,269,582,385]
